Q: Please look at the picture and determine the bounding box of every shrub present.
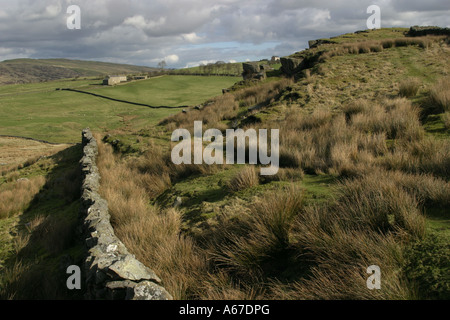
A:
[403,235,450,300]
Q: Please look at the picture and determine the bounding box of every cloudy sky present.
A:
[0,0,448,68]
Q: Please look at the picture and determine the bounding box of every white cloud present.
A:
[184,59,217,68]
[163,54,180,65]
[182,32,203,43]
[123,15,166,31]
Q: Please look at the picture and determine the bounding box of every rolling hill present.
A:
[0,58,158,85]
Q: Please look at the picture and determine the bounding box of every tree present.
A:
[158,60,167,69]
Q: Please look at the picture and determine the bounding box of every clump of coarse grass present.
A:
[381,138,450,179]
[399,78,421,97]
[333,172,426,238]
[227,166,259,192]
[210,186,305,279]
[341,99,371,120]
[429,77,450,113]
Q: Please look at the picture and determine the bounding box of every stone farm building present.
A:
[103,75,127,86]
[133,75,148,80]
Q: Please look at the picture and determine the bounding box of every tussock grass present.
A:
[333,172,426,238]
[381,138,450,179]
[341,99,370,120]
[209,186,305,279]
[399,78,421,97]
[226,166,259,192]
[318,36,445,63]
[351,98,424,140]
[429,76,450,113]
[205,179,423,299]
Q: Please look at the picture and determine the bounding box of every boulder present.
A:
[126,281,173,300]
[280,57,303,76]
[242,62,266,81]
[108,254,161,283]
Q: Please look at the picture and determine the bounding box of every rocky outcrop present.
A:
[242,62,266,81]
[307,39,335,49]
[280,57,303,76]
[80,128,172,300]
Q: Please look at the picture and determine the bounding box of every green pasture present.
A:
[0,75,239,143]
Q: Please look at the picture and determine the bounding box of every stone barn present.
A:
[103,75,127,86]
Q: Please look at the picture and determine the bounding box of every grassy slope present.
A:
[97,28,449,299]
[0,75,239,143]
[160,31,449,227]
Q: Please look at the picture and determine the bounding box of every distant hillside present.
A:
[0,58,158,85]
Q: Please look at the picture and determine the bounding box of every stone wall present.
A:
[407,26,450,37]
[79,128,172,300]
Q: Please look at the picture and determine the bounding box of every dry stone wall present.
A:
[80,128,172,300]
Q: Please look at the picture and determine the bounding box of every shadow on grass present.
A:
[0,145,86,300]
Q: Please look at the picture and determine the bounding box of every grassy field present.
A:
[0,75,240,143]
[84,75,241,106]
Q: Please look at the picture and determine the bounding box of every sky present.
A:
[0,0,448,68]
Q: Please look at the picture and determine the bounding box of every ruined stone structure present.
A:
[80,128,172,300]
